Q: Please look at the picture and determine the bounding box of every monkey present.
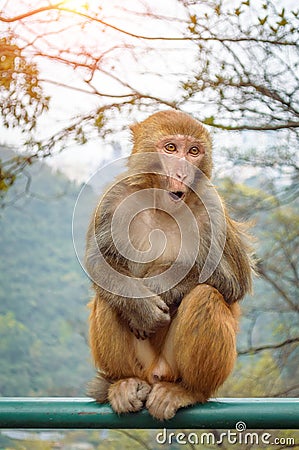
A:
[85,109,254,421]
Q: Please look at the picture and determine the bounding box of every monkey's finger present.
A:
[129,326,148,340]
[129,326,139,338]
[155,299,169,314]
[157,311,171,325]
[138,330,151,340]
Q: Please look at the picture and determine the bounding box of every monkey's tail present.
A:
[86,372,112,403]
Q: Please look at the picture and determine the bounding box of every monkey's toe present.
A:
[136,379,152,401]
[108,377,151,414]
[146,382,196,421]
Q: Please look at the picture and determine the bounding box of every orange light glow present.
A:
[60,0,99,13]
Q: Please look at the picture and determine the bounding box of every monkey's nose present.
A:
[175,171,187,181]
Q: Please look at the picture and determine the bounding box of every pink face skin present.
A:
[156,134,206,203]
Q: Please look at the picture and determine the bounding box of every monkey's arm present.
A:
[206,216,254,304]
[85,215,170,339]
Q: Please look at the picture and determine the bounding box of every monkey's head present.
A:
[129,110,212,207]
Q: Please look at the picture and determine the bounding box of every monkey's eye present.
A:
[189,146,201,156]
[164,143,177,153]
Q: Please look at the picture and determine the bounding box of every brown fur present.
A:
[85,110,254,420]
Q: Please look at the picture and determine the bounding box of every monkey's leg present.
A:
[146,284,240,420]
[88,295,154,412]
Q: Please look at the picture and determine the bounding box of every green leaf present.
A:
[277,18,288,26]
[279,7,285,17]
[258,16,268,25]
[203,116,215,125]
[190,14,197,24]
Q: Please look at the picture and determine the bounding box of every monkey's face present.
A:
[156,134,206,206]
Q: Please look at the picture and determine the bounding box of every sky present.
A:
[0,0,296,183]
[0,0,194,180]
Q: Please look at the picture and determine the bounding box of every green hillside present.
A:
[0,151,94,396]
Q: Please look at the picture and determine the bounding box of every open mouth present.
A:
[168,191,185,202]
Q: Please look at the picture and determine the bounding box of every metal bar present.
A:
[0,398,298,429]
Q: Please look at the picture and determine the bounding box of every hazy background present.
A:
[0,0,298,448]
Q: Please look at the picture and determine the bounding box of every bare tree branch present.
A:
[257,263,299,312]
[0,3,64,22]
[273,384,299,398]
[1,4,297,45]
[239,337,299,355]
[204,121,299,131]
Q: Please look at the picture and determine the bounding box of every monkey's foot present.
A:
[146,381,197,421]
[108,377,151,414]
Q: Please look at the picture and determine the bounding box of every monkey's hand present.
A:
[128,297,170,340]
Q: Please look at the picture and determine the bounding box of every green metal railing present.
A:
[0,398,298,429]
